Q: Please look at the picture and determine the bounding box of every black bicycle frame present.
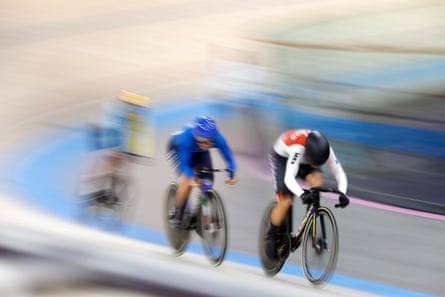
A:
[288,190,324,251]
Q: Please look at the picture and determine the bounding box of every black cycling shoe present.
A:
[168,204,185,230]
[91,190,107,204]
[265,223,279,260]
[169,218,183,230]
[188,213,198,230]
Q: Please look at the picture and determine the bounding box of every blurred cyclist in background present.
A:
[81,90,153,204]
[167,115,237,228]
[265,129,349,260]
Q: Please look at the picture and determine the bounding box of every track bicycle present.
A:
[164,168,230,266]
[77,152,133,230]
[259,186,347,285]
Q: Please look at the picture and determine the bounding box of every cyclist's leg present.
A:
[266,193,292,259]
[101,149,129,202]
[270,193,293,226]
[304,170,323,187]
[266,151,293,259]
[81,124,121,202]
[174,174,194,221]
[84,149,117,202]
[169,149,212,225]
[166,138,188,224]
[300,165,323,202]
[269,151,293,225]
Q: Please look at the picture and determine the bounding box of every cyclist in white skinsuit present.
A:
[266,129,349,260]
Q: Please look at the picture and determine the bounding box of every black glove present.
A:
[335,193,349,208]
[300,189,315,205]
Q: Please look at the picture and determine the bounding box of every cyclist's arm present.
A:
[327,147,348,194]
[215,133,236,173]
[177,140,195,179]
[284,146,305,197]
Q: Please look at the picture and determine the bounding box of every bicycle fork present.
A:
[318,214,328,250]
[309,209,329,253]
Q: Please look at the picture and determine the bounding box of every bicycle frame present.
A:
[194,168,231,202]
[166,168,230,265]
[191,169,231,221]
[287,187,342,252]
[195,178,212,228]
[259,185,345,284]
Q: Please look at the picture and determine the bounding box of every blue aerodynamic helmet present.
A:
[192,115,217,139]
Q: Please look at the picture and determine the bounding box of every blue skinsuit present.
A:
[167,125,236,179]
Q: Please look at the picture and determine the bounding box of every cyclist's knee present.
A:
[277,193,293,208]
[271,194,292,226]
[176,175,193,203]
[277,191,294,208]
[179,174,195,187]
[306,171,323,187]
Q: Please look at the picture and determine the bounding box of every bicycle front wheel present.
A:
[163,182,190,256]
[301,207,339,285]
[200,190,228,266]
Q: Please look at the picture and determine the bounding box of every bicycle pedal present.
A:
[186,222,197,230]
[207,223,217,233]
[277,243,290,258]
[276,234,291,257]
[279,249,290,259]
[292,234,302,251]
[185,215,198,230]
[196,227,203,237]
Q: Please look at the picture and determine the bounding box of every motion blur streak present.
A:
[1,0,444,296]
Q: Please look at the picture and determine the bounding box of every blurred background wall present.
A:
[206,0,445,214]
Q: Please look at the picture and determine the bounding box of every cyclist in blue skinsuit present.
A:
[81,90,153,204]
[167,115,237,227]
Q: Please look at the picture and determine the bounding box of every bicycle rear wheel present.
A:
[164,182,190,256]
[258,201,290,276]
[200,190,228,266]
[301,207,339,285]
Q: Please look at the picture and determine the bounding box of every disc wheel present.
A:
[259,201,290,276]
